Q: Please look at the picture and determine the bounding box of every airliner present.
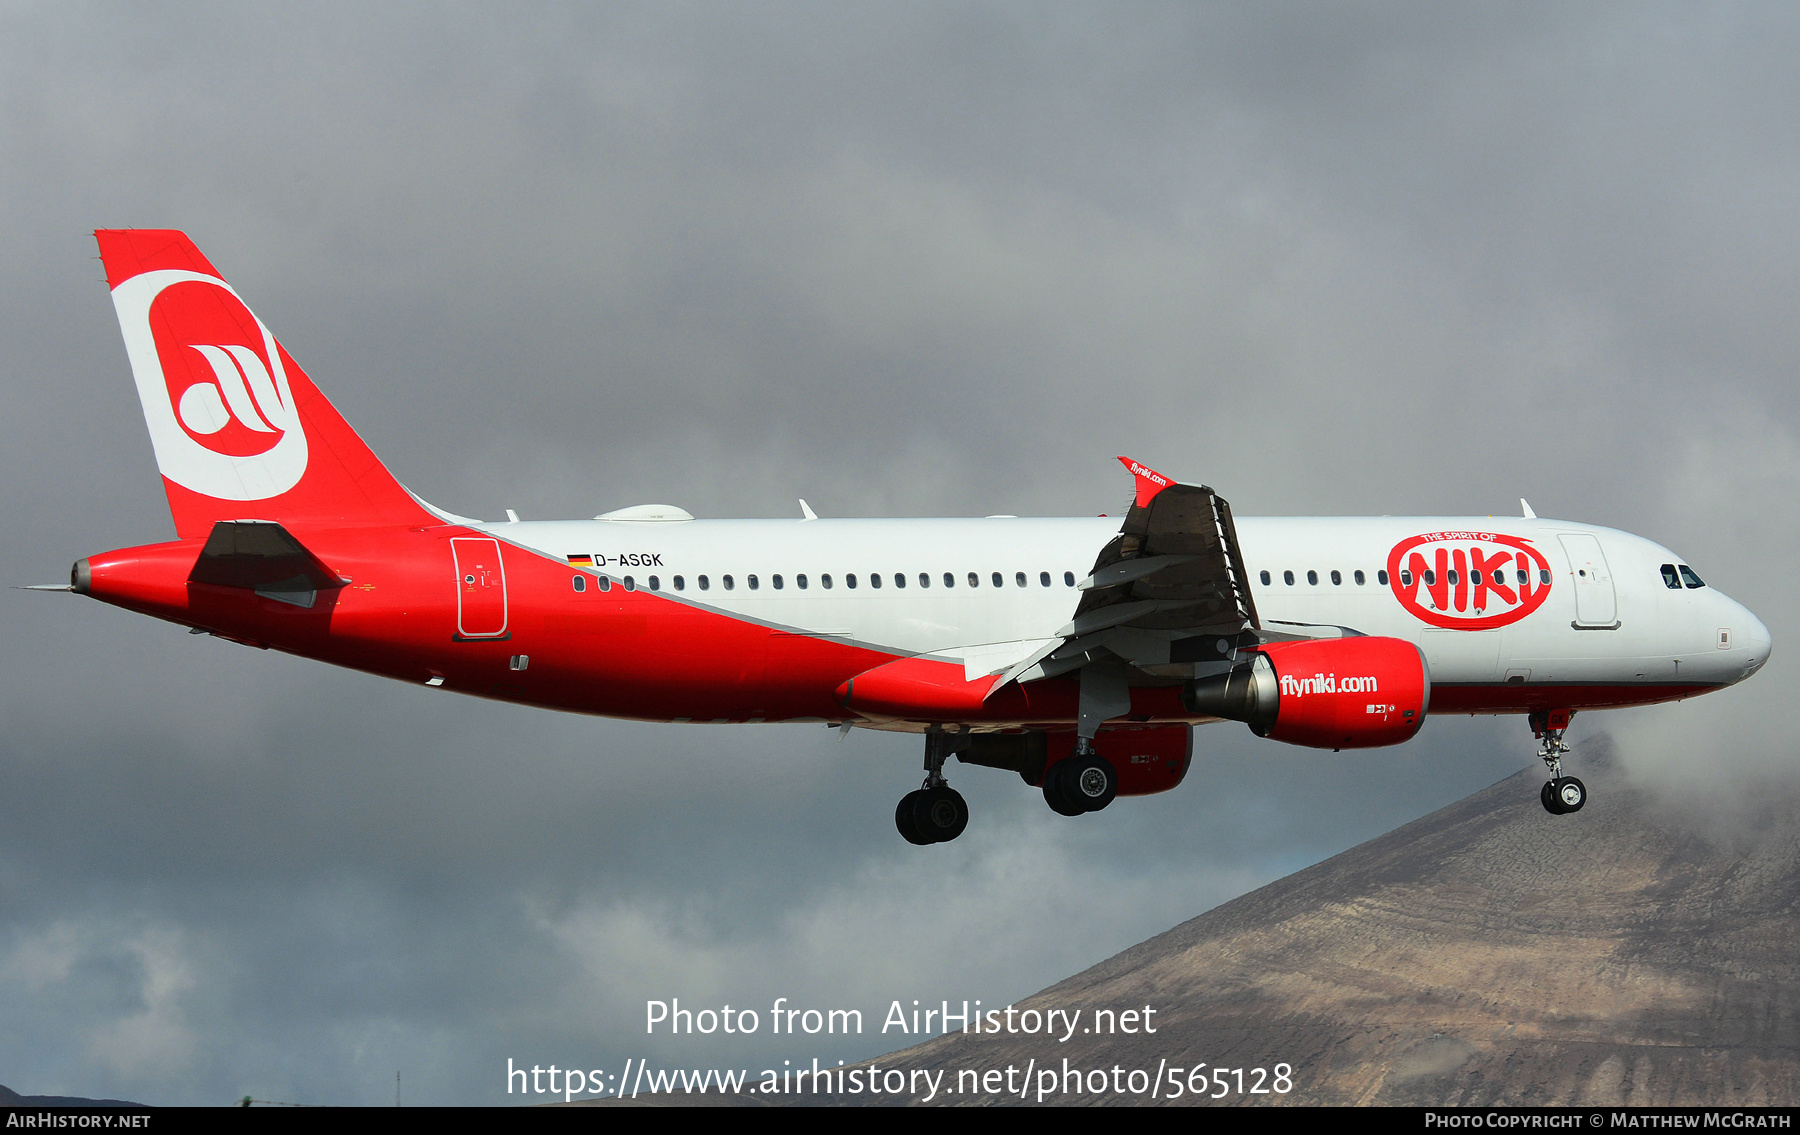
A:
[44,230,1772,844]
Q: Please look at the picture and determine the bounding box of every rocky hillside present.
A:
[870,739,1800,1106]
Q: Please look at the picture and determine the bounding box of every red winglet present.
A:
[1117,456,1176,508]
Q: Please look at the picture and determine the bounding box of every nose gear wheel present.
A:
[1530,710,1587,815]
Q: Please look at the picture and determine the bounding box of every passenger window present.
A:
[747,575,758,591]
[1260,570,1271,585]
[1516,569,1526,585]
[868,573,880,589]
[1539,569,1551,584]
[894,574,905,589]
[1470,570,1481,585]
[1039,572,1051,587]
[648,576,660,591]
[919,573,930,588]
[844,574,855,589]
[1015,572,1027,587]
[674,576,685,591]
[623,576,636,591]
[1399,570,1410,586]
[772,575,783,590]
[1283,570,1294,585]
[1064,571,1075,587]
[1307,570,1318,585]
[1330,570,1342,585]
[698,575,710,591]
[969,573,980,587]
[991,572,1003,587]
[821,574,832,589]
[1679,565,1706,589]
[944,573,954,588]
[1447,569,1459,585]
[1378,570,1388,585]
[722,575,734,591]
[797,574,809,590]
[599,575,612,592]
[1423,570,1436,586]
[1354,570,1365,585]
[572,575,587,593]
[1660,564,1682,589]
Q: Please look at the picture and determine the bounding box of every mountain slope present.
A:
[879,740,1800,1106]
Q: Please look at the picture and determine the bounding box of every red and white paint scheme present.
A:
[56,231,1772,842]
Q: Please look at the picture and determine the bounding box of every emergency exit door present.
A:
[452,537,509,639]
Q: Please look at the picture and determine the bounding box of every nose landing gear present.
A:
[895,727,970,844]
[1540,776,1587,815]
[1531,709,1586,815]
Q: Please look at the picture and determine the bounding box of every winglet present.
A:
[1117,456,1176,508]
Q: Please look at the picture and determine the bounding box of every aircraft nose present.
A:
[1743,608,1772,677]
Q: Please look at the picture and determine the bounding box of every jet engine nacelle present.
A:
[1182,636,1430,750]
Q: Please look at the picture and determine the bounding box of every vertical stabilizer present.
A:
[96,230,436,538]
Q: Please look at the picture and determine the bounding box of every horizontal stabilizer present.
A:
[187,520,345,601]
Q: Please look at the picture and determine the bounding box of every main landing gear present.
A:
[895,728,970,845]
[1531,709,1586,815]
[1041,737,1119,818]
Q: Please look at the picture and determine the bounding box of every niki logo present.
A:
[1387,531,1553,630]
[109,269,307,501]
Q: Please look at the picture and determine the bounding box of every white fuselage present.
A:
[489,513,1770,705]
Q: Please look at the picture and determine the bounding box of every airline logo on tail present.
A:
[110,269,307,501]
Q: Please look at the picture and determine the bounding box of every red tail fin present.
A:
[96,229,436,539]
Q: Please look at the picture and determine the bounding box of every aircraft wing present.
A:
[1004,458,1260,686]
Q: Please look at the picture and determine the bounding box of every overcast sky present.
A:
[2,2,1797,1106]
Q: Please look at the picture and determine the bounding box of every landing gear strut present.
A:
[895,727,970,845]
[1531,709,1586,815]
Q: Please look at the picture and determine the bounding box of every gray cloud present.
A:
[1,2,1795,1105]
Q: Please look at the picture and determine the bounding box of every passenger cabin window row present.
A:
[1261,568,1388,587]
[1256,567,1556,588]
[570,568,1080,594]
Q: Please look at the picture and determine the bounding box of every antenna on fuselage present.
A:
[799,499,818,521]
[1520,499,1537,519]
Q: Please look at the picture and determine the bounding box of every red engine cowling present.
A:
[1182,636,1430,749]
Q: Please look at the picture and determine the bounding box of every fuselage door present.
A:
[1558,533,1618,628]
[452,537,509,639]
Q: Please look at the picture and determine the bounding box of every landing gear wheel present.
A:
[1553,776,1586,813]
[1043,755,1118,815]
[895,790,932,844]
[1043,767,1085,817]
[1540,780,1563,815]
[1068,755,1118,812]
[912,786,969,843]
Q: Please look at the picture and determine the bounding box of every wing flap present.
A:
[1068,459,1258,641]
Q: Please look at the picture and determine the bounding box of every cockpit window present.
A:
[1679,565,1706,589]
[1660,564,1682,590]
